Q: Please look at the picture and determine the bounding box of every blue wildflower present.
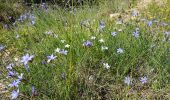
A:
[11,89,19,100]
[99,20,105,31]
[8,80,20,87]
[133,28,140,38]
[111,32,117,37]
[18,73,23,80]
[0,44,5,51]
[147,20,153,26]
[83,41,93,47]
[59,49,68,55]
[21,54,34,65]
[131,10,139,17]
[32,86,35,93]
[80,19,90,28]
[47,54,57,63]
[163,31,169,35]
[140,76,148,84]
[8,71,15,77]
[124,76,132,85]
[32,85,38,96]
[41,61,47,65]
[24,64,30,73]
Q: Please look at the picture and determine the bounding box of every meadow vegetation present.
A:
[0,0,170,99]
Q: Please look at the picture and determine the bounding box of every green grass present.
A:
[0,0,170,99]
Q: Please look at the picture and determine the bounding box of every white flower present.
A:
[65,44,70,48]
[54,34,58,38]
[103,63,110,69]
[16,34,20,39]
[55,48,60,53]
[99,38,105,43]
[11,89,19,100]
[116,20,123,25]
[91,36,96,40]
[101,46,108,51]
[118,29,122,32]
[89,75,94,81]
[21,54,34,65]
[117,48,124,54]
[61,40,65,43]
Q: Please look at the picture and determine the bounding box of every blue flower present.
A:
[32,86,35,94]
[8,80,20,87]
[24,64,30,73]
[163,31,169,35]
[131,10,139,17]
[80,19,90,28]
[124,76,132,85]
[133,28,140,38]
[47,54,57,63]
[32,85,38,96]
[21,54,34,65]
[111,32,117,37]
[99,20,105,31]
[0,44,5,51]
[11,89,19,100]
[59,49,68,55]
[8,71,15,77]
[18,73,23,80]
[140,76,148,84]
[83,41,93,47]
[147,20,153,26]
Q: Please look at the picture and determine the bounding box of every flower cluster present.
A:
[124,76,148,85]
[6,63,24,99]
